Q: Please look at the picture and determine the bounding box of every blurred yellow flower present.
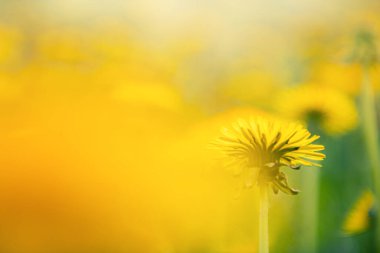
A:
[0,24,23,64]
[213,117,325,195]
[35,29,91,63]
[218,70,280,109]
[314,63,380,96]
[112,82,183,113]
[343,191,375,235]
[276,84,358,135]
[314,63,362,95]
[0,72,23,101]
[91,26,136,62]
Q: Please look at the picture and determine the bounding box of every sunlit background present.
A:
[0,0,379,252]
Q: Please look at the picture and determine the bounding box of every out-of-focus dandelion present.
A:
[112,82,183,113]
[276,84,358,135]
[0,24,23,65]
[213,117,325,253]
[35,29,91,64]
[313,62,380,96]
[343,191,375,235]
[218,70,281,109]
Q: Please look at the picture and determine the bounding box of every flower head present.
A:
[313,63,380,96]
[276,84,358,135]
[343,191,375,235]
[214,117,325,195]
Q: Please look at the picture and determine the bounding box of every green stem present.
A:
[360,67,380,250]
[299,168,319,253]
[259,185,269,253]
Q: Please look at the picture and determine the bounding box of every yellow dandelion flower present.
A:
[276,84,358,135]
[213,117,325,195]
[0,24,23,64]
[313,63,362,96]
[36,29,90,63]
[314,63,380,96]
[218,70,280,108]
[343,191,375,235]
[112,82,183,113]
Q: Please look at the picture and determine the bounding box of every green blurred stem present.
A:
[360,67,380,249]
[300,168,319,253]
[259,185,269,253]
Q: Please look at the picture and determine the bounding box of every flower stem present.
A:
[299,168,319,253]
[259,185,269,253]
[360,67,380,250]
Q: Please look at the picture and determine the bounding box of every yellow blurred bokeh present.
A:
[0,0,378,252]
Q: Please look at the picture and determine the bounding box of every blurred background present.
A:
[0,0,379,252]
